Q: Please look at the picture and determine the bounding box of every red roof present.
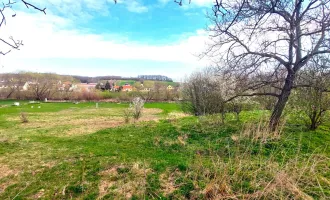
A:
[123,85,132,90]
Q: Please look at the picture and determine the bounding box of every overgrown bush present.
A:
[181,68,228,116]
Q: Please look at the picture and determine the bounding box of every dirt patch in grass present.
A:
[0,180,15,194]
[0,165,18,180]
[9,108,163,136]
[98,163,152,199]
[0,164,19,194]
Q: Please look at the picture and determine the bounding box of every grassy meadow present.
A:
[0,100,329,199]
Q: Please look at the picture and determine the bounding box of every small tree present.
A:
[131,97,145,121]
[122,108,133,123]
[105,81,111,91]
[292,57,330,130]
[95,83,101,90]
[20,112,28,123]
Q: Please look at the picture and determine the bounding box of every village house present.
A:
[21,81,39,91]
[122,85,133,92]
[58,81,77,91]
[141,87,151,92]
[139,83,151,92]
[167,85,174,90]
[112,85,120,92]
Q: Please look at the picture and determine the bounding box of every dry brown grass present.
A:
[98,163,152,199]
[159,169,182,196]
[184,122,330,200]
[0,165,18,180]
[7,108,163,136]
[235,118,284,143]
[0,164,19,194]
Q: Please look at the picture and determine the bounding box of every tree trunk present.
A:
[269,72,295,130]
[310,121,317,130]
[6,90,14,99]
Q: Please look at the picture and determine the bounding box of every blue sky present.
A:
[0,0,214,81]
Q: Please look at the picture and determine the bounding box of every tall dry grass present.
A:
[177,119,329,199]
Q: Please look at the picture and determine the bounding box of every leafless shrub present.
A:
[80,90,101,101]
[20,112,29,123]
[182,67,231,118]
[291,56,330,130]
[122,108,133,124]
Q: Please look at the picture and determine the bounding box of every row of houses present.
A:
[87,82,176,92]
[0,80,176,93]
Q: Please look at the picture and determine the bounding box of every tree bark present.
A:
[269,72,295,130]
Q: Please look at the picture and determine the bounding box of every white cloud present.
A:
[0,11,210,77]
[125,1,148,13]
[18,0,148,17]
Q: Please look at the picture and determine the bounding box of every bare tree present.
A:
[204,0,330,130]
[0,73,28,99]
[27,73,61,100]
[134,81,155,102]
[292,56,330,130]
[0,0,46,55]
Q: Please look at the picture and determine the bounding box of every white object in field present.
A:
[96,103,99,108]
[38,106,41,108]
[29,101,35,104]
[31,106,34,108]
[14,102,20,106]
[45,98,48,102]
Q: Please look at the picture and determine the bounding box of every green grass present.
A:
[144,102,181,114]
[116,80,137,86]
[0,101,329,199]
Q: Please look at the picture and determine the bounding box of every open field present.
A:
[0,101,329,199]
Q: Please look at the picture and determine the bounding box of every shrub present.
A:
[20,112,29,123]
[123,108,133,123]
[131,97,145,120]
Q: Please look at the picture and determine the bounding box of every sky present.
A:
[0,0,214,81]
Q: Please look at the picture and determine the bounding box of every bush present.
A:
[20,112,29,123]
[131,97,145,120]
[123,108,133,123]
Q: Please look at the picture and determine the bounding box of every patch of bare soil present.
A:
[0,164,19,194]
[0,165,18,180]
[12,108,163,136]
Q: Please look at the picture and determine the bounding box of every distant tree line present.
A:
[137,75,173,82]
